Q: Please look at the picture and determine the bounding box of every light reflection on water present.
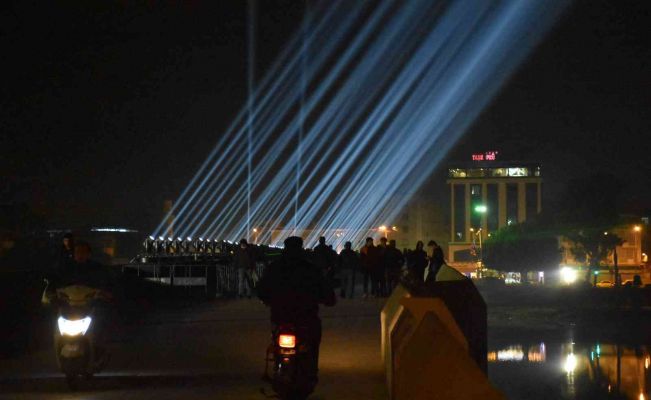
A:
[488,341,651,399]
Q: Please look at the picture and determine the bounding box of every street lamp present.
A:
[633,225,642,264]
[470,227,483,268]
[379,225,388,238]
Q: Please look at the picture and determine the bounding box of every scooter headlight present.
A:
[57,316,92,336]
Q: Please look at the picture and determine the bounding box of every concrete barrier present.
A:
[381,283,410,363]
[382,264,500,399]
[393,310,503,399]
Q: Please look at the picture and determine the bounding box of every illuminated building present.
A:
[560,223,645,284]
[447,151,542,268]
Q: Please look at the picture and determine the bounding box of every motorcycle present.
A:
[43,281,112,388]
[264,323,318,400]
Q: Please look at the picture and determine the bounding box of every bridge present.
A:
[0,298,387,399]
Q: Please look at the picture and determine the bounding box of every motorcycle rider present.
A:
[44,241,116,358]
[257,236,336,388]
[56,232,75,269]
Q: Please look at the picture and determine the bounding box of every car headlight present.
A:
[58,316,92,336]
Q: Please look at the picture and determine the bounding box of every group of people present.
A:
[233,235,446,300]
[305,236,447,299]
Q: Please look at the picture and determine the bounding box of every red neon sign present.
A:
[472,151,498,161]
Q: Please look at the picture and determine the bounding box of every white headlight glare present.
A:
[57,316,92,336]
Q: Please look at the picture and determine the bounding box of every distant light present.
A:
[564,353,577,374]
[496,346,524,362]
[91,228,138,233]
[640,393,645,400]
[645,356,650,369]
[253,228,258,233]
[594,270,599,276]
[167,237,173,241]
[634,226,642,232]
[391,226,398,231]
[177,237,182,241]
[159,236,165,240]
[379,225,387,232]
[187,237,192,241]
[528,343,546,363]
[199,237,204,241]
[507,219,513,226]
[149,236,155,240]
[560,266,577,285]
[604,231,608,236]
[474,205,487,213]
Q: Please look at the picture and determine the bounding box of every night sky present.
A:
[1,0,649,232]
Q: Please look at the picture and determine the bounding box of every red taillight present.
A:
[278,334,296,348]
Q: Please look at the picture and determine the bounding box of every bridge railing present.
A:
[119,260,268,298]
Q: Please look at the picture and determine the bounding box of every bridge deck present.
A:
[0,298,388,400]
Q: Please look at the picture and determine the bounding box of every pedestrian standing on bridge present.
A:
[360,238,380,298]
[235,239,256,299]
[385,240,405,291]
[55,232,75,270]
[407,240,428,283]
[313,236,337,279]
[337,241,359,298]
[425,240,445,283]
[376,237,388,297]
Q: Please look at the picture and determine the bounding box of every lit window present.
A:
[508,167,528,177]
[491,168,508,177]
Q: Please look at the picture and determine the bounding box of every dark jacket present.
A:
[46,260,117,300]
[312,243,337,274]
[360,245,380,273]
[426,246,446,280]
[234,246,256,270]
[430,246,445,268]
[384,246,405,271]
[56,246,74,269]
[338,248,360,271]
[257,250,336,324]
[407,249,428,278]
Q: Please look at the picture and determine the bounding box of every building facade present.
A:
[447,158,542,268]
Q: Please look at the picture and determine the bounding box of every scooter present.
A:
[43,281,111,388]
[264,323,318,400]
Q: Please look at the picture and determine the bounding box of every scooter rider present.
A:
[257,236,336,386]
[43,241,116,357]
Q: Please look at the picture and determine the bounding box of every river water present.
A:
[489,337,650,399]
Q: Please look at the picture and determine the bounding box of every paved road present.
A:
[0,298,388,400]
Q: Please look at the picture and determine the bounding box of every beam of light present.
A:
[234,3,438,245]
[167,1,376,238]
[155,0,569,248]
[298,1,493,246]
[179,1,396,238]
[308,0,568,247]
[153,1,359,237]
[296,1,476,240]
[247,0,255,241]
[220,0,426,239]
